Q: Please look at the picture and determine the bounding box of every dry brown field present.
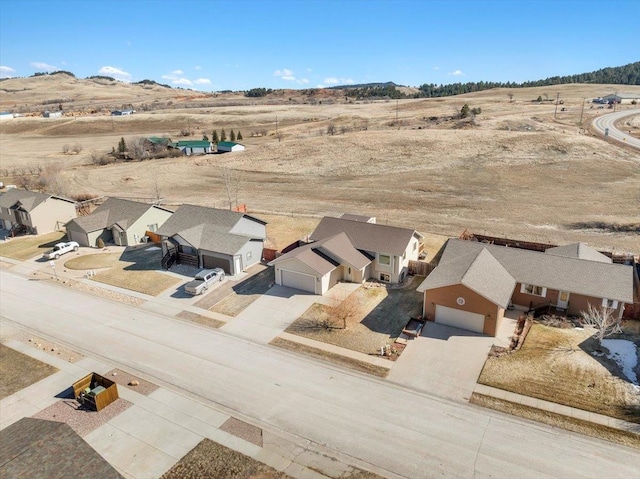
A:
[1,77,639,252]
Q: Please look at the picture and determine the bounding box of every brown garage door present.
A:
[202,255,231,273]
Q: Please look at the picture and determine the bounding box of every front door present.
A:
[234,256,242,275]
[345,266,352,282]
[557,291,570,309]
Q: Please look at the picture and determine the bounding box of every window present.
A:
[520,283,547,297]
[602,298,618,309]
[147,223,158,232]
[378,254,390,265]
[246,251,252,261]
[413,242,417,251]
[380,273,390,282]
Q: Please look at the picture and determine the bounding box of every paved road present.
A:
[592,108,640,150]
[1,270,639,478]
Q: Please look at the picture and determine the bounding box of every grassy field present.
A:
[255,213,320,250]
[0,231,66,261]
[64,253,120,269]
[478,323,640,423]
[286,277,424,356]
[470,393,640,449]
[210,268,275,317]
[270,337,389,378]
[0,344,58,399]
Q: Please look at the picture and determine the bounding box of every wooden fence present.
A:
[408,260,434,277]
[262,248,278,262]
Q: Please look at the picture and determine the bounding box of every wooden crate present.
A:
[72,372,119,411]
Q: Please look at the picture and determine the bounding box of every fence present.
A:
[262,248,278,262]
[145,231,162,243]
[408,260,434,277]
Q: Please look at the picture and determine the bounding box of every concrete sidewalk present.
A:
[0,332,378,479]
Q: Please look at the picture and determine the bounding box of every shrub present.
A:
[62,144,70,154]
[97,238,105,248]
[72,143,83,154]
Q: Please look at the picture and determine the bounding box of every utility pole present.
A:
[275,116,278,134]
[553,92,560,119]
[579,97,586,126]
[395,100,398,123]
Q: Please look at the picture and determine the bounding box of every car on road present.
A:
[184,268,225,295]
[43,241,79,260]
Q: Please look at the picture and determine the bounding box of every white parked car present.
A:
[43,241,79,260]
[184,268,225,295]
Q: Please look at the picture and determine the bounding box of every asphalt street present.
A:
[592,108,640,150]
[1,269,638,478]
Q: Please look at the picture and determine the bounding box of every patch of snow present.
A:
[601,339,639,387]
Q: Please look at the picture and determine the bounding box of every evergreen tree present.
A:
[118,137,126,154]
[230,129,236,142]
[212,130,219,144]
[237,131,243,141]
[202,133,209,141]
[460,104,470,119]
[221,128,227,142]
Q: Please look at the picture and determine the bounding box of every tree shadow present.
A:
[119,246,162,271]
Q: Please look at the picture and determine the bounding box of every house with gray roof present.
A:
[157,205,267,275]
[0,188,77,235]
[66,198,173,247]
[416,239,635,335]
[269,215,422,294]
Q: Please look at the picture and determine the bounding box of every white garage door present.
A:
[280,269,316,294]
[435,305,485,334]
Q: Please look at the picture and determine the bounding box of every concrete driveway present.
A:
[387,322,495,403]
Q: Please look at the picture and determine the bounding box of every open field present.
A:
[1,80,639,252]
[478,323,640,423]
[0,343,58,399]
[0,231,66,260]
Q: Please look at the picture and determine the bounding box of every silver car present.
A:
[184,268,225,295]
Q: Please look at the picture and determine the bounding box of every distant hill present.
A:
[328,81,402,90]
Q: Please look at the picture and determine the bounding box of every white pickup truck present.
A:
[43,241,79,260]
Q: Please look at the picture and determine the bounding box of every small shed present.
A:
[0,111,14,120]
[43,111,62,118]
[111,109,134,116]
[217,141,245,153]
[72,372,119,411]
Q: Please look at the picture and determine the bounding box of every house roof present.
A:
[147,136,171,145]
[157,205,266,255]
[0,188,75,212]
[418,248,516,308]
[269,232,371,275]
[310,216,421,256]
[340,213,375,223]
[176,140,211,148]
[217,141,242,148]
[67,198,171,233]
[545,243,612,263]
[418,239,634,303]
[0,418,123,479]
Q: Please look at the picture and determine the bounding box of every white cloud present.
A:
[0,65,16,78]
[322,77,353,87]
[299,78,309,84]
[194,78,211,85]
[274,68,294,78]
[172,78,193,86]
[30,61,56,71]
[449,69,464,76]
[99,66,131,80]
[194,65,202,70]
[433,66,440,70]
[171,69,184,75]
[316,84,325,89]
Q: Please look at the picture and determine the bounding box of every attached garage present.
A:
[280,269,316,294]
[435,305,485,334]
[203,254,232,273]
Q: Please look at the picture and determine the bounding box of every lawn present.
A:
[478,323,640,423]
[256,213,320,250]
[90,246,180,296]
[0,231,66,261]
[64,253,120,270]
[285,276,424,357]
[0,344,58,399]
[210,267,275,317]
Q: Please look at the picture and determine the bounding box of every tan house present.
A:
[66,198,173,247]
[417,239,635,336]
[0,189,76,235]
[269,215,422,294]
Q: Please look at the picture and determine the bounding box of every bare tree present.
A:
[221,168,241,210]
[128,137,147,160]
[328,291,361,329]
[581,304,622,344]
[508,93,514,102]
[327,123,336,135]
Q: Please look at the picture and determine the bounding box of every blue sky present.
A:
[1,0,638,91]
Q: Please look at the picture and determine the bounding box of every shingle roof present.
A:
[269,232,372,274]
[67,198,169,233]
[545,243,612,263]
[417,248,516,308]
[310,217,421,256]
[147,136,171,145]
[340,213,375,223]
[418,239,634,303]
[157,205,266,255]
[0,189,74,212]
[0,418,123,479]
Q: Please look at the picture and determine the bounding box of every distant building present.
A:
[216,141,245,153]
[43,110,62,118]
[111,109,134,116]
[172,140,212,155]
[0,111,14,120]
[601,93,640,105]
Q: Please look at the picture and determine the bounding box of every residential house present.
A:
[0,111,14,120]
[145,136,172,151]
[216,141,245,153]
[157,205,267,274]
[601,93,640,105]
[111,109,134,115]
[0,188,77,234]
[269,215,422,294]
[43,110,62,118]
[416,239,635,336]
[173,140,212,155]
[66,198,173,247]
